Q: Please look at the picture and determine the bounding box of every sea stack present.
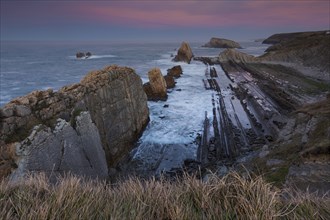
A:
[143,68,168,101]
[173,42,193,64]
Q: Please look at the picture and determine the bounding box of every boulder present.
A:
[173,42,193,64]
[203,37,242,49]
[164,75,176,89]
[0,65,150,180]
[76,52,85,58]
[143,68,167,101]
[167,65,183,78]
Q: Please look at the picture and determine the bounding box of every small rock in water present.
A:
[159,115,165,119]
[176,89,182,91]
[163,104,169,108]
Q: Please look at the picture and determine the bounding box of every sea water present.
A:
[0,40,268,171]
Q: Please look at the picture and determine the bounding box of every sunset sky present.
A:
[1,0,329,42]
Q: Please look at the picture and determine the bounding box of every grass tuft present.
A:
[0,172,328,219]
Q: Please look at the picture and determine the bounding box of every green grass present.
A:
[0,172,329,219]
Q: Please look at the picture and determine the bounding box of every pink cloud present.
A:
[72,1,329,29]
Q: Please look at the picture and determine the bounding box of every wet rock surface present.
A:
[0,65,149,180]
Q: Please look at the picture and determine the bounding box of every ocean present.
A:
[0,40,268,172]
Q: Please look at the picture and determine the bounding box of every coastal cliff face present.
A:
[260,30,330,75]
[0,65,149,180]
[203,37,242,49]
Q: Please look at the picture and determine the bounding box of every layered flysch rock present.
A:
[173,42,193,64]
[203,37,242,49]
[218,49,256,63]
[143,68,168,101]
[0,65,149,180]
[260,30,330,74]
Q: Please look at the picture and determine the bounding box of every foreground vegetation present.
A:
[0,172,329,219]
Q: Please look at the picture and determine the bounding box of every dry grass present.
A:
[0,172,329,219]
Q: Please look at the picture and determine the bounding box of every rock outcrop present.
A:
[76,52,92,59]
[173,42,193,64]
[203,37,242,49]
[0,65,149,180]
[143,68,168,101]
[262,30,327,44]
[167,65,183,78]
[260,30,330,74]
[164,75,176,89]
[218,49,256,63]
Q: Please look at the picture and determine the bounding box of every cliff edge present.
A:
[0,65,149,180]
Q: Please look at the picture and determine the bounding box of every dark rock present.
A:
[164,75,176,89]
[203,37,242,49]
[86,52,92,57]
[76,52,85,58]
[173,42,193,64]
[167,65,183,78]
[163,104,169,108]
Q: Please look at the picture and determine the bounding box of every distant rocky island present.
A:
[202,37,242,48]
[1,30,329,194]
[76,51,92,59]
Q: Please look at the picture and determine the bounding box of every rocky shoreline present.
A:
[1,31,329,193]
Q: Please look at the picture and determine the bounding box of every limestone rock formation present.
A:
[143,68,168,101]
[260,30,330,74]
[218,49,256,63]
[10,112,108,181]
[203,37,242,49]
[167,65,183,78]
[0,65,149,180]
[173,42,193,64]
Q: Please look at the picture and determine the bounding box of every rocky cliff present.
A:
[203,37,242,49]
[0,65,149,180]
[260,30,330,75]
[173,42,193,64]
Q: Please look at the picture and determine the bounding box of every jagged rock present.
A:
[0,65,149,180]
[143,68,168,101]
[203,37,242,49]
[86,52,92,58]
[164,75,176,89]
[219,49,256,63]
[76,52,85,58]
[167,65,183,78]
[173,42,193,64]
[10,112,108,181]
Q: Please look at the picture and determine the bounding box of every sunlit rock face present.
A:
[173,42,194,64]
[143,68,168,101]
[0,65,149,180]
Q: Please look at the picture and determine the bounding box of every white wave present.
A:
[68,54,117,60]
